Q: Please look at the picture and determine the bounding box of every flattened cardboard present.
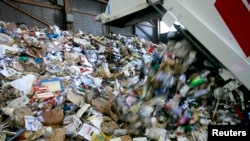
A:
[38,78,64,92]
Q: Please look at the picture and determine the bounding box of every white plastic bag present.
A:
[10,74,36,95]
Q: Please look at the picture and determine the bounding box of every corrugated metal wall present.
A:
[0,0,160,41]
[0,0,104,35]
[0,1,64,29]
[71,0,104,35]
[109,26,134,37]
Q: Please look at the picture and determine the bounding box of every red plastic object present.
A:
[147,46,155,53]
[234,104,243,119]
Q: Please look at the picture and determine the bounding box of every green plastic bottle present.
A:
[191,70,210,87]
[20,56,28,62]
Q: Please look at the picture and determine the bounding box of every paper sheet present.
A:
[78,123,100,140]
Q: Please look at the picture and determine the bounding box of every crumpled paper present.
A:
[46,128,66,141]
[24,116,43,131]
[63,115,82,136]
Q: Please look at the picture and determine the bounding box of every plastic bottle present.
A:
[191,70,210,87]
[19,56,28,62]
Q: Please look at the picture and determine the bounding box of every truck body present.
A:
[96,0,250,92]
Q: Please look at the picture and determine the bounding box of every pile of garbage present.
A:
[0,21,249,141]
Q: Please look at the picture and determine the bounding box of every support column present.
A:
[64,0,74,32]
[155,18,160,43]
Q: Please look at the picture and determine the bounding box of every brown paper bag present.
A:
[41,107,64,125]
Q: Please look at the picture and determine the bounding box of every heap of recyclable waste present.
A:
[0,21,249,141]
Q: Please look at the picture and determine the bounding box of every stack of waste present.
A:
[0,21,249,141]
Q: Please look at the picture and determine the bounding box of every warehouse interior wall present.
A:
[109,26,135,37]
[0,0,136,36]
[0,0,166,43]
[0,0,64,29]
[71,0,104,35]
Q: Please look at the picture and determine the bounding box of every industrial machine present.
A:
[95,0,250,95]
